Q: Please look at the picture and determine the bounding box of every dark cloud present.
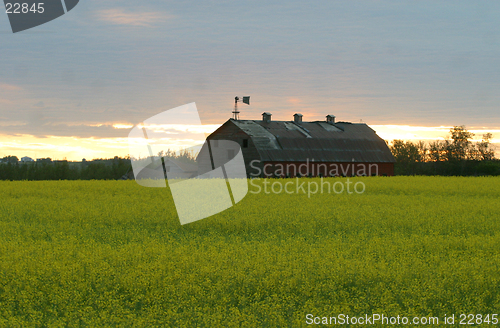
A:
[0,122,130,138]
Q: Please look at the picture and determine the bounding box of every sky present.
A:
[1,1,500,160]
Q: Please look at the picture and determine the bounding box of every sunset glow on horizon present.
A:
[1,124,498,161]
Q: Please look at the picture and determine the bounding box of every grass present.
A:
[0,177,499,327]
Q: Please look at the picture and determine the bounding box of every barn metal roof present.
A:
[230,119,395,163]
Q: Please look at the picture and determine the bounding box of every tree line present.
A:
[0,157,131,181]
[0,149,197,181]
[389,126,499,176]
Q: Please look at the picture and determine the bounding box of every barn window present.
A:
[242,139,248,148]
[227,149,235,160]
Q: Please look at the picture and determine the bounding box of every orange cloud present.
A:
[0,83,22,92]
[287,98,302,105]
[97,9,169,27]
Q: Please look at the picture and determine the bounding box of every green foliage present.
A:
[0,177,500,326]
[390,140,422,175]
[448,126,474,161]
[390,140,421,163]
[476,133,496,161]
[1,155,19,164]
[394,160,500,176]
[0,157,131,181]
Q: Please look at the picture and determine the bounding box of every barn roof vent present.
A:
[293,113,303,124]
[262,112,272,123]
[326,115,336,124]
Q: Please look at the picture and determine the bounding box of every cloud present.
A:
[0,98,14,105]
[0,83,23,105]
[0,134,124,160]
[0,83,22,92]
[96,9,168,27]
[112,123,134,129]
[287,98,302,105]
[0,121,26,127]
[138,123,220,135]
[33,101,45,108]
[0,122,127,139]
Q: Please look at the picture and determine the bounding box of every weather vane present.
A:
[232,96,250,120]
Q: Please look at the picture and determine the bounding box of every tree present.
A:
[447,126,474,161]
[428,140,449,162]
[390,140,421,163]
[390,140,422,175]
[416,140,429,162]
[477,133,495,161]
[2,156,19,164]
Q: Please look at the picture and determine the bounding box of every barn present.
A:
[201,113,395,178]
